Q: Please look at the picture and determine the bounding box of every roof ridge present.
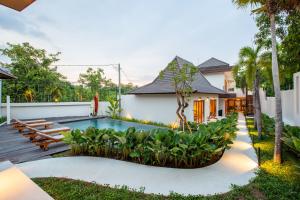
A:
[198,57,229,68]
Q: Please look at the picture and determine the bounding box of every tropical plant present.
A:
[232,0,300,163]
[234,46,266,139]
[282,125,300,155]
[64,113,238,168]
[106,98,121,118]
[0,117,6,124]
[159,57,198,132]
[261,113,275,135]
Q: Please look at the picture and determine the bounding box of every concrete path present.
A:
[17,113,257,196]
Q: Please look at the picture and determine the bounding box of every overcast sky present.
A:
[0,0,257,85]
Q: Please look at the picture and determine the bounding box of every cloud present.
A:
[0,11,47,39]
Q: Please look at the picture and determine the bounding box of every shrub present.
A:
[261,114,275,135]
[282,125,300,156]
[0,117,6,124]
[260,113,300,156]
[64,113,238,168]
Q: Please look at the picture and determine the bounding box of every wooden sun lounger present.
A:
[14,120,54,133]
[23,126,70,141]
[12,119,47,128]
[12,119,47,130]
[34,132,65,151]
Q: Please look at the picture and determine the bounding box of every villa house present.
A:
[121,56,251,125]
[197,57,252,115]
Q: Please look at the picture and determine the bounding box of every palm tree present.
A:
[235,46,263,139]
[232,0,300,163]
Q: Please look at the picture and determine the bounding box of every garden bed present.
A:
[63,113,238,169]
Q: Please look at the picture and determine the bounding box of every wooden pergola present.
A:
[0,0,35,11]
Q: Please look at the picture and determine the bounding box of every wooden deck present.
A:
[0,122,70,164]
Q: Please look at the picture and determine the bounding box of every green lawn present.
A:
[33,117,300,200]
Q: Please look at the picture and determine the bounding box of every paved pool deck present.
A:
[17,113,258,196]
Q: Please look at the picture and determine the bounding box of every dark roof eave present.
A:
[127,90,225,95]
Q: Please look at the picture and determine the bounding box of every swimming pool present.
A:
[61,118,160,131]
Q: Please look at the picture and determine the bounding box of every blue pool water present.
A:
[61,118,160,131]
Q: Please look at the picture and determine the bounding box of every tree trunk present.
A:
[255,69,262,139]
[175,93,183,128]
[180,95,192,133]
[270,14,283,163]
[253,79,257,129]
[245,85,248,115]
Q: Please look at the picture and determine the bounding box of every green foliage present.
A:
[79,68,105,94]
[34,116,300,200]
[64,114,237,168]
[255,11,300,92]
[283,125,300,155]
[0,117,6,124]
[159,60,198,96]
[260,113,300,155]
[0,43,137,103]
[106,98,121,118]
[261,114,275,135]
[246,117,300,200]
[159,58,198,130]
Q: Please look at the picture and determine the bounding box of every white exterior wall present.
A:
[293,72,300,125]
[203,73,224,90]
[121,93,219,125]
[259,72,300,126]
[1,102,109,120]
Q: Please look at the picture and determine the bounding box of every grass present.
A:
[34,117,300,200]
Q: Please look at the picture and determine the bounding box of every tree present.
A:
[0,42,63,102]
[79,68,106,95]
[233,62,249,112]
[232,0,300,163]
[255,11,300,91]
[235,46,265,139]
[159,58,198,132]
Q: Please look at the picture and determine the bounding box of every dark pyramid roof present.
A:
[0,66,17,79]
[129,56,225,94]
[198,57,232,73]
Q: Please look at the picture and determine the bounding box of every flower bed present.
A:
[64,113,238,168]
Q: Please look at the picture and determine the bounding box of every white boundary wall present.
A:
[121,93,219,125]
[0,102,109,120]
[259,72,300,126]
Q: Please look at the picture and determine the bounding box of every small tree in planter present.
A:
[160,59,198,132]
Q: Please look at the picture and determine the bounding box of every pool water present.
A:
[61,118,160,131]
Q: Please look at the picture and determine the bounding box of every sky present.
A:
[0,0,257,86]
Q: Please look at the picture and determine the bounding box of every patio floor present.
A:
[17,113,258,196]
[0,120,71,164]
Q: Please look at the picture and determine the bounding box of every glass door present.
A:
[194,100,204,123]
